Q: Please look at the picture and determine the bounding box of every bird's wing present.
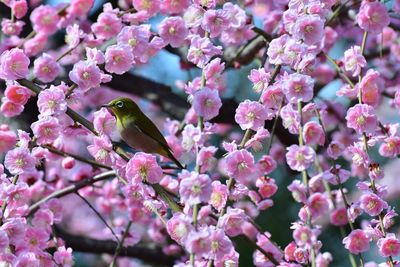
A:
[133,115,171,152]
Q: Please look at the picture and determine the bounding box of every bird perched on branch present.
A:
[102,97,184,169]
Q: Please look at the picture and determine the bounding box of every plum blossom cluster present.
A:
[0,0,399,266]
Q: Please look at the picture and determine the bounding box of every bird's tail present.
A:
[168,150,185,169]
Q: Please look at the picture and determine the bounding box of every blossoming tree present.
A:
[0,0,400,266]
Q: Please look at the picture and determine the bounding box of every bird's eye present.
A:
[115,101,124,108]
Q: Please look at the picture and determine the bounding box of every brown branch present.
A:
[54,226,178,266]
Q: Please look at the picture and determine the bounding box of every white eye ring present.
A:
[115,101,124,108]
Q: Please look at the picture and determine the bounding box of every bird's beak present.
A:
[101,104,110,108]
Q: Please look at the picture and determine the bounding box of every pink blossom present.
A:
[379,136,400,158]
[235,100,271,131]
[65,24,85,49]
[344,46,367,77]
[33,53,61,83]
[196,146,217,172]
[158,17,188,48]
[37,86,67,116]
[209,181,228,212]
[343,229,370,254]
[1,99,24,117]
[87,135,115,165]
[31,116,61,145]
[303,121,325,146]
[185,227,212,258]
[54,246,74,267]
[179,172,212,205]
[357,1,390,35]
[225,149,257,184]
[330,207,348,226]
[105,44,135,74]
[30,5,60,35]
[187,35,222,68]
[322,165,350,185]
[292,15,325,45]
[253,232,283,266]
[69,0,94,17]
[117,25,151,58]
[160,0,190,14]
[12,252,40,267]
[348,142,370,167]
[23,32,47,57]
[359,69,384,107]
[359,193,388,216]
[245,128,270,151]
[257,155,277,175]
[192,87,222,120]
[93,107,116,136]
[91,12,122,40]
[377,234,400,257]
[207,228,233,259]
[0,48,30,80]
[248,68,271,93]
[132,0,160,17]
[345,104,378,134]
[204,58,225,91]
[283,73,314,103]
[286,145,316,172]
[85,47,105,65]
[220,207,247,237]
[0,125,17,153]
[288,180,307,203]
[4,147,36,175]
[307,192,329,218]
[4,84,30,105]
[0,229,9,251]
[327,141,345,160]
[166,212,193,245]
[1,19,25,36]
[280,104,300,134]
[12,1,28,19]
[126,152,163,184]
[69,60,102,91]
[181,124,203,151]
[201,9,230,38]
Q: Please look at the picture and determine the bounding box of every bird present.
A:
[102,97,184,169]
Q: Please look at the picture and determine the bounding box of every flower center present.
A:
[169,27,176,35]
[238,161,247,170]
[356,115,366,125]
[246,112,255,122]
[128,38,137,47]
[47,100,56,109]
[205,99,213,107]
[305,25,314,33]
[82,71,90,80]
[294,84,303,92]
[15,158,25,168]
[191,183,201,193]
[41,66,50,73]
[211,240,219,251]
[139,166,148,178]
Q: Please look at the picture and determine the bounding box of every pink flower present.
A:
[292,15,325,45]
[201,9,230,38]
[65,24,85,49]
[196,146,217,172]
[253,232,283,266]
[245,128,270,151]
[132,0,160,17]
[344,46,367,77]
[1,99,24,117]
[377,234,400,257]
[0,229,9,251]
[256,177,278,199]
[192,87,222,120]
[33,53,61,83]
[235,100,271,131]
[359,69,384,107]
[0,48,30,80]
[307,192,329,218]
[322,165,350,185]
[346,104,378,134]
[30,5,60,34]
[126,152,163,184]
[283,73,314,103]
[209,181,228,212]
[54,246,74,266]
[69,0,94,17]
[4,147,36,175]
[343,229,370,254]
[105,44,135,75]
[166,212,193,245]
[69,60,102,91]
[357,1,390,35]
[158,16,188,48]
[91,12,122,40]
[208,228,233,260]
[1,19,25,36]
[93,107,116,136]
[280,104,300,134]
[330,207,348,226]
[220,207,247,237]
[160,0,190,14]
[187,35,222,68]
[225,149,257,184]
[4,84,30,105]
[37,86,67,116]
[204,58,225,91]
[24,32,47,57]
[185,227,212,258]
[117,25,151,58]
[248,68,271,93]
[87,135,115,165]
[379,136,400,158]
[348,142,370,167]
[257,155,277,175]
[0,125,17,153]
[286,145,316,172]
[179,172,212,205]
[12,0,28,19]
[359,193,388,216]
[31,116,61,145]
[303,121,325,146]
